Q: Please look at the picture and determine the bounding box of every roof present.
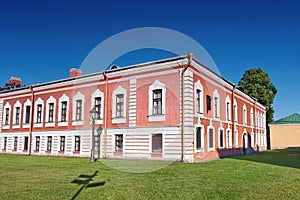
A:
[270,113,300,125]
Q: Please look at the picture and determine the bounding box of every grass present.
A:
[0,149,299,200]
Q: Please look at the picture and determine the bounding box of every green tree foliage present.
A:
[238,68,277,124]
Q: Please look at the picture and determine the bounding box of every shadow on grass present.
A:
[70,170,105,200]
[230,147,300,169]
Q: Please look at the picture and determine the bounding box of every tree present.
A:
[238,68,277,124]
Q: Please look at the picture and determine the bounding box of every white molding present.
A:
[2,102,11,128]
[225,96,231,122]
[72,92,85,126]
[194,124,204,152]
[213,90,220,119]
[112,85,127,124]
[148,80,166,122]
[194,80,204,116]
[22,99,31,128]
[12,100,22,128]
[207,126,215,151]
[91,89,104,124]
[226,128,232,149]
[58,94,69,126]
[218,127,225,149]
[34,98,44,128]
[45,96,56,126]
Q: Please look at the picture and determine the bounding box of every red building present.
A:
[0,54,267,162]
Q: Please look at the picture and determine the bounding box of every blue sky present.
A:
[0,0,299,120]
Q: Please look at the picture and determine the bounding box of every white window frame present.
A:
[13,100,22,128]
[2,102,11,129]
[243,104,247,125]
[226,128,232,149]
[72,92,85,126]
[58,94,69,126]
[251,132,255,147]
[234,99,238,122]
[235,130,239,148]
[250,108,254,127]
[194,125,204,152]
[213,90,220,119]
[113,133,125,152]
[34,98,44,128]
[208,126,215,151]
[45,96,56,127]
[225,96,231,121]
[91,89,104,124]
[243,132,248,148]
[194,80,204,116]
[112,85,127,124]
[218,127,225,149]
[148,80,166,122]
[23,99,31,128]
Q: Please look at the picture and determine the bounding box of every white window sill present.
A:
[195,113,203,117]
[58,121,68,126]
[195,148,204,152]
[34,123,43,128]
[23,124,30,128]
[148,115,165,122]
[112,117,126,124]
[208,148,215,152]
[2,125,9,129]
[95,119,103,125]
[12,124,20,129]
[45,122,55,127]
[72,120,84,126]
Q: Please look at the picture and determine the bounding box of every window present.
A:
[219,129,224,148]
[226,129,232,148]
[75,100,82,121]
[116,94,124,118]
[15,107,20,125]
[148,80,166,122]
[13,137,18,150]
[91,89,104,123]
[196,127,203,150]
[74,136,80,152]
[95,97,102,119]
[251,132,255,147]
[24,136,28,151]
[72,92,84,125]
[34,98,44,127]
[3,137,7,150]
[250,108,254,127]
[226,96,231,121]
[58,94,69,126]
[60,136,65,152]
[243,105,247,125]
[25,106,30,124]
[213,90,220,119]
[48,103,54,122]
[5,108,9,125]
[37,104,42,123]
[194,80,204,115]
[234,99,238,122]
[47,136,52,151]
[206,95,211,113]
[115,134,123,151]
[35,136,40,151]
[235,130,239,148]
[152,134,162,153]
[208,128,214,150]
[61,101,67,122]
[112,85,127,124]
[153,89,162,115]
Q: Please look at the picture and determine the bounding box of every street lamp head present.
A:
[90,106,97,120]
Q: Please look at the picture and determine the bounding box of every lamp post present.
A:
[90,107,97,162]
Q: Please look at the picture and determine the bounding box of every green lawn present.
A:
[0,149,299,200]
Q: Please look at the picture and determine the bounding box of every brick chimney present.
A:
[9,77,22,87]
[70,68,82,78]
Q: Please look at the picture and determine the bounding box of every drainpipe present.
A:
[103,70,108,158]
[181,53,193,162]
[28,86,34,156]
[231,84,236,154]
